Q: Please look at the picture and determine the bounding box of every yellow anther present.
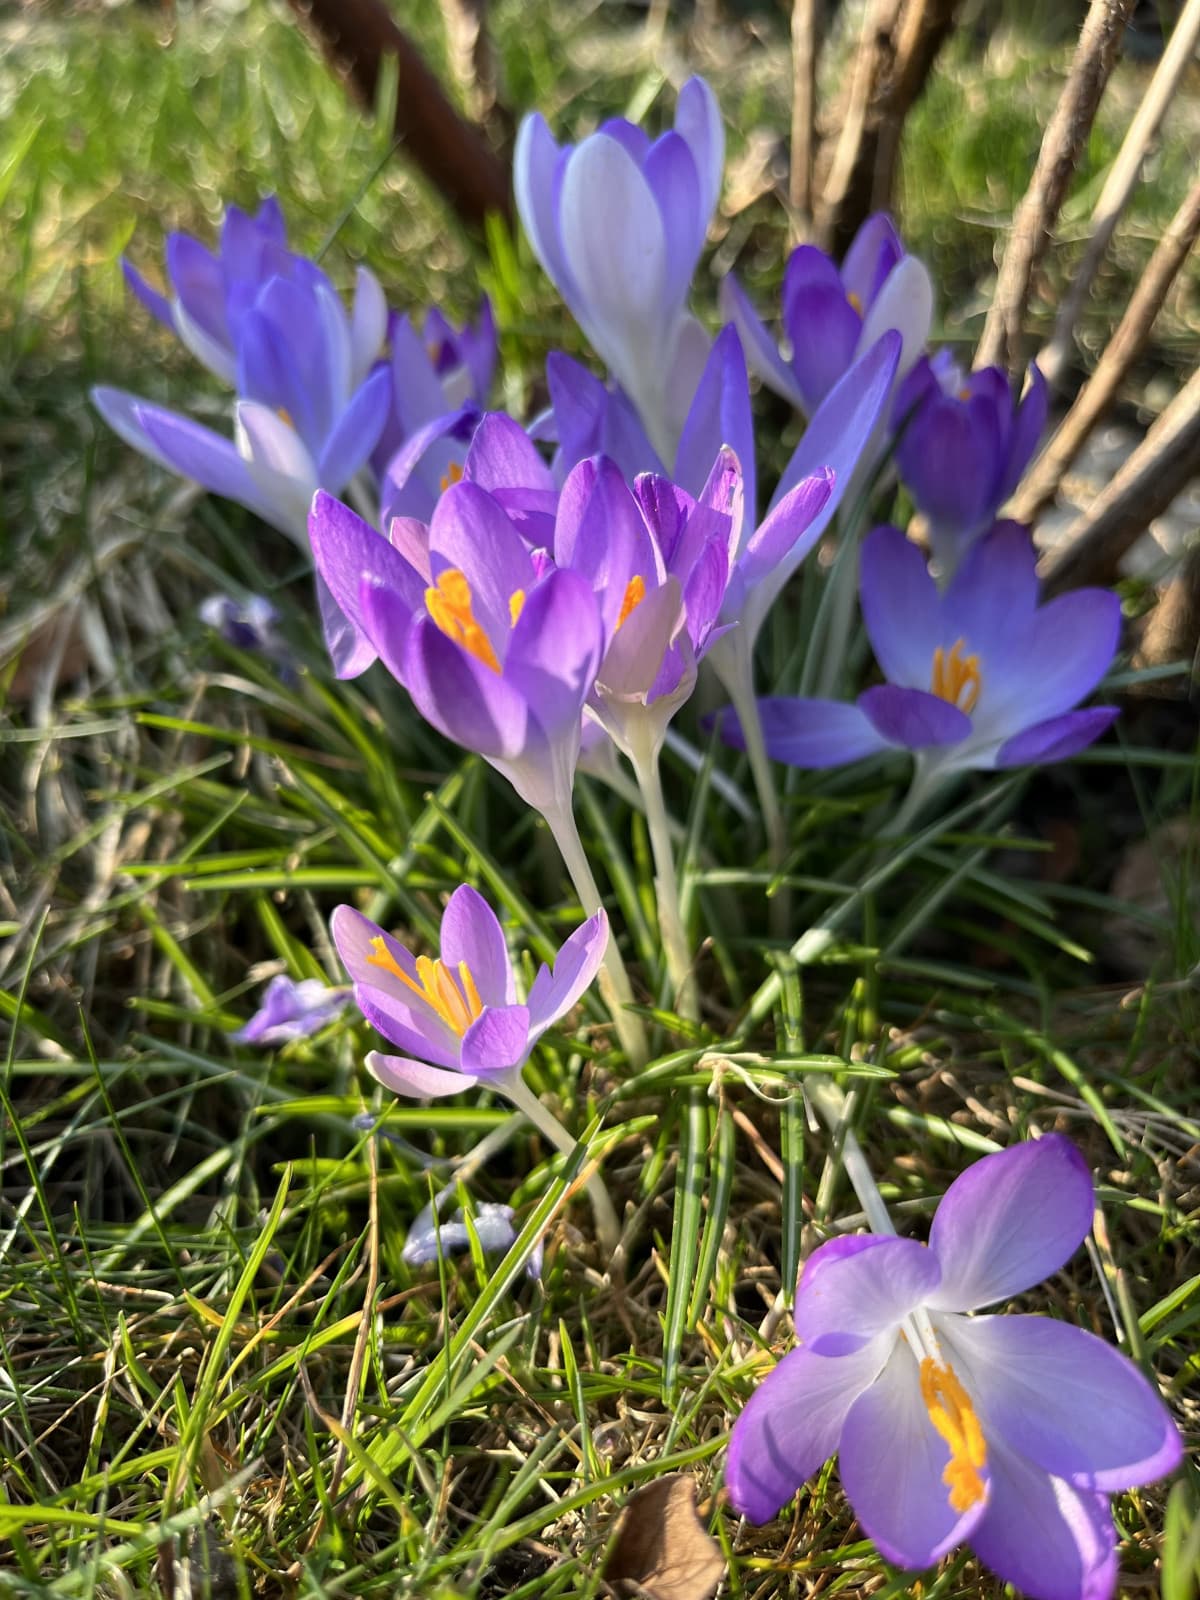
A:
[425,568,501,673]
[277,406,294,428]
[617,574,647,629]
[366,937,484,1037]
[439,460,464,493]
[919,1358,987,1514]
[509,589,526,627]
[847,290,864,315]
[930,638,981,714]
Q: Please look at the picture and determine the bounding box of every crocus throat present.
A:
[930,638,981,714]
[367,937,483,1036]
[426,568,504,672]
[617,574,646,628]
[919,1358,987,1513]
[439,460,464,493]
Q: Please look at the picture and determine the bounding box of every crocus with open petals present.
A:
[896,355,1047,568]
[721,213,932,419]
[725,522,1120,779]
[331,888,608,1100]
[728,1135,1182,1600]
[233,976,349,1045]
[515,77,723,461]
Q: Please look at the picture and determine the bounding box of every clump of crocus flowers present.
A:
[92,68,1178,1600]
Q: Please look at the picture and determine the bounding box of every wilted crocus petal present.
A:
[403,1201,543,1280]
[234,976,348,1045]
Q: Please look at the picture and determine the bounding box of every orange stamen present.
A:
[919,1358,987,1513]
[930,638,981,714]
[366,937,484,1037]
[617,574,646,629]
[425,569,501,673]
[847,290,864,315]
[439,459,464,493]
[509,589,526,627]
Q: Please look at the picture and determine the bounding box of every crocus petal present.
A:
[513,113,575,298]
[380,403,476,526]
[860,685,972,749]
[438,884,515,1009]
[942,1313,1183,1492]
[855,253,933,382]
[506,566,605,737]
[942,519,1040,664]
[464,411,557,494]
[840,213,904,309]
[596,575,684,701]
[308,490,424,677]
[165,232,228,351]
[349,266,388,385]
[994,707,1119,768]
[547,351,662,482]
[718,273,807,411]
[839,1342,989,1570]
[988,588,1122,729]
[674,76,724,226]
[558,134,669,394]
[429,481,535,645]
[136,403,297,533]
[968,1441,1116,1600]
[926,1135,1095,1313]
[736,469,834,593]
[897,391,999,543]
[398,610,531,761]
[727,1336,892,1524]
[998,362,1048,503]
[122,259,172,329]
[526,910,609,1038]
[719,696,890,770]
[388,314,458,438]
[859,525,941,686]
[458,1005,532,1078]
[367,1051,479,1099]
[317,364,392,489]
[91,385,173,472]
[330,904,459,1066]
[782,247,864,412]
[795,1234,941,1356]
[643,129,704,310]
[674,324,756,521]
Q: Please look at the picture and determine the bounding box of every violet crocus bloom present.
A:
[93,199,390,546]
[728,1135,1182,1600]
[721,213,932,419]
[233,975,349,1045]
[331,887,608,1099]
[199,593,292,670]
[896,354,1047,568]
[726,522,1120,779]
[515,77,723,462]
[403,1200,544,1280]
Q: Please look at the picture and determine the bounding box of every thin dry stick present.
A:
[1012,171,1200,524]
[816,0,902,252]
[1041,365,1200,594]
[1041,0,1200,388]
[1133,533,1200,679]
[869,0,965,214]
[328,1134,381,1504]
[789,0,819,232]
[974,0,1136,374]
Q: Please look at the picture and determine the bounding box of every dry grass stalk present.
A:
[1041,364,1200,594]
[869,0,964,213]
[789,0,820,231]
[1134,535,1200,680]
[1040,0,1200,388]
[974,0,1137,374]
[1013,170,1200,524]
[815,0,903,253]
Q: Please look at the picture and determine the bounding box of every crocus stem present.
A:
[813,532,861,700]
[543,800,649,1067]
[628,742,697,1021]
[880,759,942,840]
[806,1077,897,1236]
[722,642,786,864]
[504,1074,621,1256]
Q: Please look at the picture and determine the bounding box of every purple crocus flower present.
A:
[896,355,1047,567]
[721,213,932,419]
[309,433,603,812]
[199,593,292,671]
[726,522,1120,779]
[233,975,349,1045]
[728,1135,1182,1600]
[403,1199,544,1280]
[331,887,608,1099]
[515,77,723,460]
[93,199,391,546]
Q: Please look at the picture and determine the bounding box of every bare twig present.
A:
[1040,366,1200,594]
[816,0,903,253]
[1041,0,1200,388]
[1013,171,1200,523]
[285,0,511,228]
[789,0,820,232]
[974,0,1136,374]
[870,0,965,214]
[1134,535,1200,681]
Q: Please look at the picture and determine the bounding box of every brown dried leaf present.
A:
[603,1473,725,1600]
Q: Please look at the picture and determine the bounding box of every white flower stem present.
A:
[542,799,649,1067]
[628,742,698,1021]
[806,1077,897,1236]
[721,640,787,865]
[880,759,942,840]
[504,1074,621,1256]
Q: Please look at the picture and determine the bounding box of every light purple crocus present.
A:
[331,887,608,1099]
[896,355,1047,568]
[309,429,603,812]
[727,1135,1182,1600]
[725,522,1120,779]
[233,975,349,1045]
[721,213,932,419]
[93,199,391,546]
[403,1199,544,1280]
[515,77,723,461]
[199,593,292,671]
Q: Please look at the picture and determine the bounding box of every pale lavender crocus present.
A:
[93,200,391,546]
[233,975,349,1045]
[896,354,1048,568]
[199,593,292,672]
[721,213,932,420]
[725,521,1120,786]
[515,77,723,461]
[728,1135,1182,1600]
[402,1200,544,1281]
